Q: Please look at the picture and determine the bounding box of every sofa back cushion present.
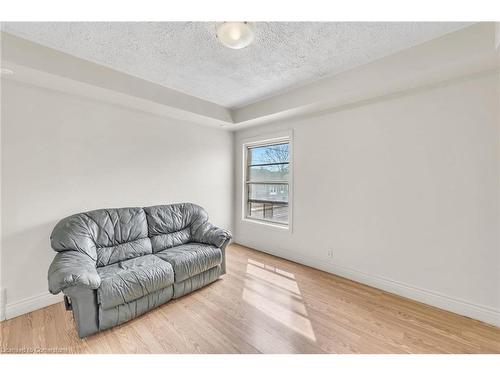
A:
[96,237,152,267]
[144,203,208,253]
[51,207,151,265]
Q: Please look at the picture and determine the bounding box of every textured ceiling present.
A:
[2,22,471,108]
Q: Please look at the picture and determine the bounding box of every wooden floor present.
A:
[1,243,499,354]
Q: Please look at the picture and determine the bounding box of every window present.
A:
[244,138,290,226]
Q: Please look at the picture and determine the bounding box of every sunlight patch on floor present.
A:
[243,259,316,342]
[248,259,296,280]
[245,263,300,294]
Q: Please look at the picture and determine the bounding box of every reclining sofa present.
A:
[47,203,231,338]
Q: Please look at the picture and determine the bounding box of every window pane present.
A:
[248,183,288,203]
[248,164,289,182]
[248,143,289,165]
[247,201,288,224]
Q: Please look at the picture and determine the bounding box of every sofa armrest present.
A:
[48,251,101,294]
[192,222,232,248]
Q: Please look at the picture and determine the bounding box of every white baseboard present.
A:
[4,292,63,320]
[236,241,500,327]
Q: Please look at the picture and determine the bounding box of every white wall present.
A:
[1,79,233,318]
[233,72,500,326]
[0,75,3,320]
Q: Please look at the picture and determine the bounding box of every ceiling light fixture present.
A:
[216,22,254,49]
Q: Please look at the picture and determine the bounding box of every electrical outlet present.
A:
[327,249,334,258]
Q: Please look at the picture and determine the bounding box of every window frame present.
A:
[241,132,293,230]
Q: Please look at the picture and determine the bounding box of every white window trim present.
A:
[241,130,293,232]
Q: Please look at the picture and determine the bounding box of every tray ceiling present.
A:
[2,22,471,108]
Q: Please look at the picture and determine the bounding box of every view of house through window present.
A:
[245,140,290,225]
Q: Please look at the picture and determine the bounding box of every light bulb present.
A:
[216,22,254,49]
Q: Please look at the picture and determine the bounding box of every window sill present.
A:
[241,217,290,231]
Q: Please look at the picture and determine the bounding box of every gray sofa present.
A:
[47,203,231,338]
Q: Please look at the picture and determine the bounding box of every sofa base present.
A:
[173,265,221,298]
[65,264,223,338]
[99,285,174,331]
[64,286,99,338]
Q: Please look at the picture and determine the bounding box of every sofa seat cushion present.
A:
[97,254,174,310]
[155,242,222,282]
